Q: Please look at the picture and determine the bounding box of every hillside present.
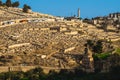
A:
[0,7,55,22]
[0,7,120,73]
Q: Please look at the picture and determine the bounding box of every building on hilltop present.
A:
[109,12,120,22]
[64,8,81,21]
[77,8,80,18]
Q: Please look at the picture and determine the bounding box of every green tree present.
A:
[85,40,94,49]
[27,5,31,9]
[0,0,3,6]
[6,0,12,7]
[93,40,103,53]
[12,1,20,7]
[23,4,31,13]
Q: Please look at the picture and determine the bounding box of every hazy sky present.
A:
[2,0,120,18]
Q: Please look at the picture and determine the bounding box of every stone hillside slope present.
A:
[0,7,120,73]
[0,7,55,22]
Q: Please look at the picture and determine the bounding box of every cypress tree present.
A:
[6,0,12,7]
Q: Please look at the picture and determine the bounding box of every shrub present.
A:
[23,4,31,13]
[12,1,19,7]
[115,48,120,55]
[93,52,111,60]
[93,40,103,53]
[6,0,12,7]
[0,0,3,6]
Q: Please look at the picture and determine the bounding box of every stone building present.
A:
[109,12,120,22]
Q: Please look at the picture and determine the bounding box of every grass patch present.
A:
[115,48,120,55]
[93,52,111,60]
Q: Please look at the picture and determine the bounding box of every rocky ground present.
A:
[0,7,120,71]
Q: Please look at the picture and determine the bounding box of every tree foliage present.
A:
[85,40,103,54]
[0,66,120,80]
[0,0,3,6]
[6,0,12,7]
[0,0,20,7]
[93,40,103,53]
[23,4,31,13]
[12,1,19,7]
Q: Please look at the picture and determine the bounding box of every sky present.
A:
[2,0,120,18]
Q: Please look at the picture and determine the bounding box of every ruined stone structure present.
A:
[81,47,94,72]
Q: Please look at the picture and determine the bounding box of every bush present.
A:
[12,1,19,7]
[23,4,31,13]
[0,0,3,6]
[25,67,46,80]
[6,0,12,7]
[115,48,120,55]
[93,40,103,53]
[93,52,111,60]
[85,40,103,54]
[20,78,29,80]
